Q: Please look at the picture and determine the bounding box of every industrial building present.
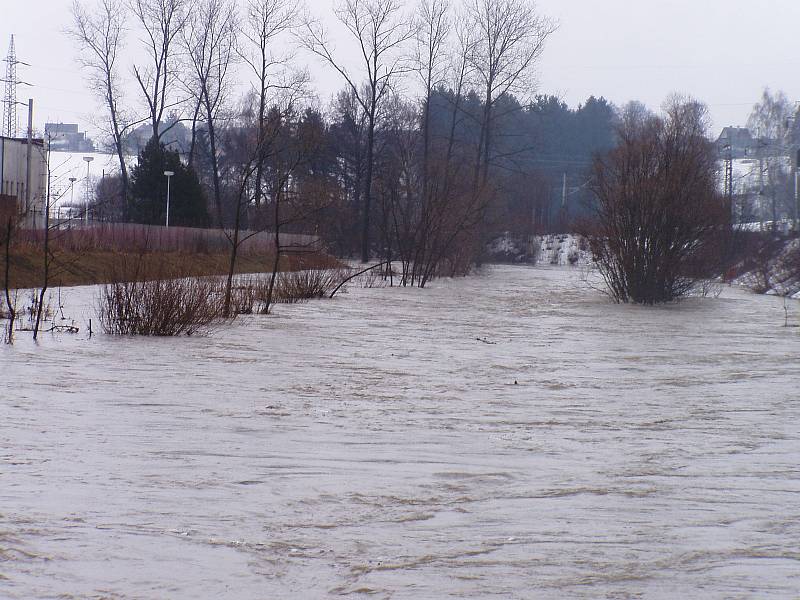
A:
[44,122,95,153]
[0,135,48,229]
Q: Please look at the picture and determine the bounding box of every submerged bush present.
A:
[272,268,349,304]
[98,276,226,336]
[226,268,351,315]
[228,276,268,315]
[579,99,729,304]
[97,260,354,334]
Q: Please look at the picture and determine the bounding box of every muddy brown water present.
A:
[2,266,799,598]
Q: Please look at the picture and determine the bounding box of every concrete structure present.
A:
[44,123,95,153]
[126,113,192,155]
[717,127,755,159]
[0,136,48,228]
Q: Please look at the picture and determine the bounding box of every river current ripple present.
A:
[1,266,799,598]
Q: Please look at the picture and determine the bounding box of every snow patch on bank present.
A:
[487,232,590,267]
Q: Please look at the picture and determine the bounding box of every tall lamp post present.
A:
[795,149,800,233]
[164,170,174,228]
[67,177,77,220]
[82,156,94,223]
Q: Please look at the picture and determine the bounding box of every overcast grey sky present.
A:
[2,0,799,138]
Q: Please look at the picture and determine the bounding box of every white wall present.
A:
[0,137,48,228]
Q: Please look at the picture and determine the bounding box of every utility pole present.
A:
[795,149,800,233]
[722,140,733,223]
[2,36,18,137]
[757,130,765,231]
[164,170,174,228]
[1,36,29,138]
[25,98,32,225]
[83,156,94,223]
[68,177,77,220]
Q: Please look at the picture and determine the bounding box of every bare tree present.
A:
[408,0,451,281]
[371,11,486,288]
[415,0,450,197]
[748,88,793,143]
[32,141,56,341]
[2,198,18,342]
[218,102,328,316]
[580,99,729,304]
[302,0,416,262]
[218,0,307,315]
[412,15,483,285]
[373,95,418,282]
[130,0,189,142]
[465,0,556,187]
[747,88,795,230]
[238,0,305,210]
[68,0,132,220]
[181,0,238,226]
[219,101,280,316]
[326,89,368,258]
[259,109,329,314]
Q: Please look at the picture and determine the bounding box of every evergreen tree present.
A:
[129,137,209,227]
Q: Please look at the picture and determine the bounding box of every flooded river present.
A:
[2,266,799,598]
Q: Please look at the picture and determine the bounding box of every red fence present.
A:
[17,223,321,255]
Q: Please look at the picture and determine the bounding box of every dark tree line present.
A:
[90,85,619,279]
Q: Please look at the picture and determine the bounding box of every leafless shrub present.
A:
[229,281,258,315]
[271,269,349,304]
[24,291,54,328]
[747,255,776,295]
[734,234,785,294]
[693,278,723,299]
[0,290,16,321]
[98,274,227,336]
[567,249,579,265]
[225,267,351,315]
[775,239,800,289]
[227,276,270,315]
[578,98,729,304]
[355,268,386,289]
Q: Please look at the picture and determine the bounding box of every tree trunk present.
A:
[223,200,242,317]
[204,95,224,228]
[107,78,130,221]
[481,88,492,188]
[33,163,52,341]
[187,97,202,169]
[3,217,15,340]
[263,195,282,314]
[362,106,376,263]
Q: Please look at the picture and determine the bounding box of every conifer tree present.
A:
[130,137,209,227]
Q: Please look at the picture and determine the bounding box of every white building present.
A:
[0,136,48,229]
[44,123,95,153]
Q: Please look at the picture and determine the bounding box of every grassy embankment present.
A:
[5,247,341,290]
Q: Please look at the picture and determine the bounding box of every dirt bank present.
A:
[4,247,340,290]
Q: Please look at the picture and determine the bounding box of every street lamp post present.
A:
[82,156,94,223]
[67,177,77,220]
[795,168,799,234]
[164,170,174,228]
[795,149,800,233]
